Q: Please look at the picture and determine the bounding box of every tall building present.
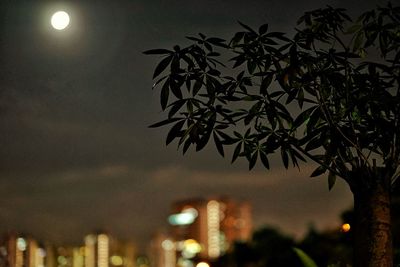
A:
[0,234,46,267]
[165,197,252,265]
[85,232,136,267]
[85,233,110,267]
[1,232,136,267]
[149,231,176,267]
[109,237,136,267]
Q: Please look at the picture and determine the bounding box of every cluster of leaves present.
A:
[145,3,400,189]
[213,226,353,267]
[214,227,304,267]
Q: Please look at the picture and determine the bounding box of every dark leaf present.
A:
[170,81,184,99]
[307,108,323,133]
[143,49,173,55]
[293,106,317,128]
[182,139,191,154]
[249,152,258,170]
[328,171,336,190]
[231,32,245,45]
[160,79,170,110]
[168,99,186,118]
[281,148,289,169]
[196,129,213,151]
[232,142,242,163]
[152,76,168,89]
[207,37,228,47]
[260,152,270,169]
[247,60,257,74]
[259,24,269,35]
[293,248,318,267]
[310,166,327,177]
[286,90,297,104]
[166,120,185,145]
[265,135,280,151]
[353,31,364,52]
[245,101,263,125]
[288,149,299,168]
[232,55,246,68]
[153,56,173,78]
[186,36,202,43]
[298,89,304,108]
[193,77,204,96]
[218,131,237,145]
[149,117,184,128]
[260,75,273,95]
[213,132,225,157]
[346,24,361,34]
[208,68,221,76]
[305,135,323,151]
[238,21,257,34]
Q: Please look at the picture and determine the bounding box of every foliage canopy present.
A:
[146,3,400,190]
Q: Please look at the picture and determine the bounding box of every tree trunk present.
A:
[352,170,393,267]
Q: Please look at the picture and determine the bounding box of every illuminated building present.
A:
[0,234,46,267]
[45,244,57,267]
[85,233,109,267]
[85,232,136,267]
[3,234,19,267]
[14,236,26,267]
[26,238,46,267]
[108,237,136,267]
[53,245,86,267]
[72,247,85,267]
[98,234,109,267]
[149,231,176,267]
[1,232,135,267]
[85,235,96,267]
[168,197,252,263]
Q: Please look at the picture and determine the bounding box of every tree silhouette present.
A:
[214,227,302,267]
[145,3,400,266]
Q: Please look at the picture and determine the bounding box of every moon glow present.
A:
[51,11,70,30]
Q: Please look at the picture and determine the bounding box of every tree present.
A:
[145,3,400,266]
[215,227,302,267]
[299,224,353,266]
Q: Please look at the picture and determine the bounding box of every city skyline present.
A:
[0,0,382,252]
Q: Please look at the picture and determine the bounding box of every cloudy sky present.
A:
[0,0,383,250]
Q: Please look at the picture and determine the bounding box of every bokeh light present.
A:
[341,223,351,232]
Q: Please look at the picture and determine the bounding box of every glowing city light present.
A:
[110,255,124,266]
[57,256,68,265]
[162,239,175,251]
[341,223,351,232]
[16,238,26,251]
[168,208,198,225]
[184,239,202,254]
[196,262,210,267]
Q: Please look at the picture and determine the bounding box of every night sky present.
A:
[0,0,383,250]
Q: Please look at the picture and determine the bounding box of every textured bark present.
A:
[352,171,393,267]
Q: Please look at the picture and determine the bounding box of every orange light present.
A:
[341,223,351,232]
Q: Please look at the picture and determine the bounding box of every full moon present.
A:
[51,11,70,30]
